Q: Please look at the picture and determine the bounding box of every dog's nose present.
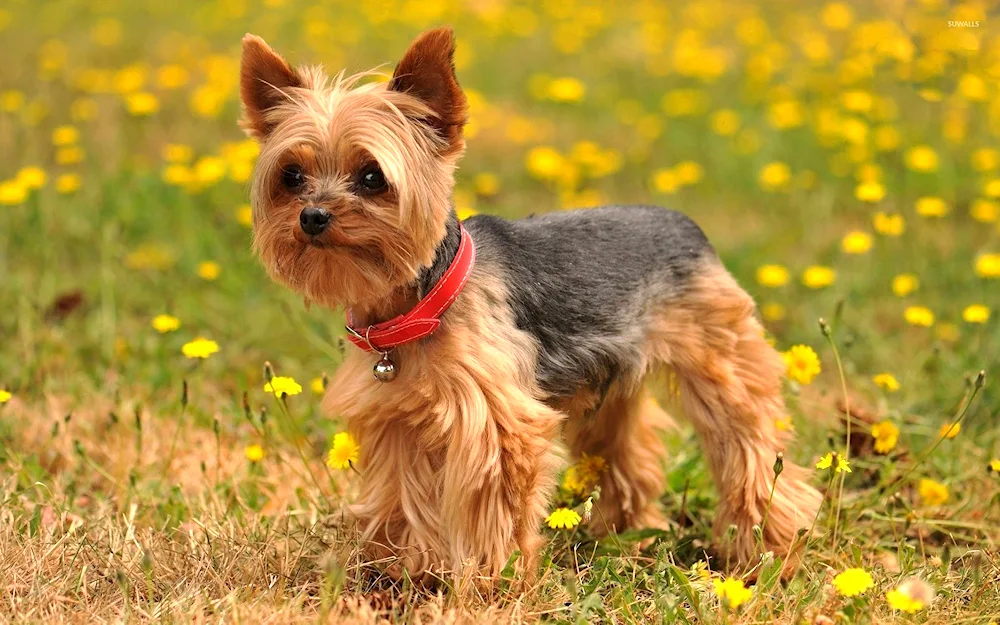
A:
[299,206,331,235]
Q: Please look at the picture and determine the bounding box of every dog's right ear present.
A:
[240,34,302,139]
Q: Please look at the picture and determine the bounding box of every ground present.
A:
[1,0,999,623]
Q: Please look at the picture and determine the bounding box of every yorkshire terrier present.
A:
[240,27,822,583]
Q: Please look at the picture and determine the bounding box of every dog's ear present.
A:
[389,27,468,152]
[240,34,302,139]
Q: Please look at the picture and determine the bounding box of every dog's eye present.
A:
[358,164,387,193]
[281,165,305,190]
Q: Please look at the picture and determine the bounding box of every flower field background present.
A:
[1,0,999,622]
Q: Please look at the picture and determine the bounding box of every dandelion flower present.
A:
[873,212,904,236]
[756,264,790,288]
[833,568,874,597]
[970,199,999,223]
[52,125,79,146]
[841,231,873,254]
[886,577,934,613]
[474,172,500,196]
[546,507,582,529]
[988,459,1000,473]
[918,478,948,506]
[236,204,253,227]
[937,422,960,439]
[904,306,934,327]
[525,146,564,180]
[55,174,81,194]
[891,274,919,297]
[245,444,264,462]
[962,304,990,323]
[545,77,586,103]
[759,162,791,191]
[855,181,885,202]
[0,180,27,205]
[871,421,899,454]
[264,376,302,398]
[197,261,221,281]
[904,145,939,172]
[975,254,1000,278]
[816,452,851,473]
[783,345,821,384]
[327,432,360,470]
[311,377,325,394]
[802,265,836,289]
[181,337,219,359]
[125,92,159,116]
[152,314,180,333]
[872,373,900,392]
[915,197,949,217]
[562,453,607,497]
[0,390,11,404]
[713,577,752,609]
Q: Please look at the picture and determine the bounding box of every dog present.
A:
[240,27,822,583]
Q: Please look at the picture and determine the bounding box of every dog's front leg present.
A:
[437,386,563,584]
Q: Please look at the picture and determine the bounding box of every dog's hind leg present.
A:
[644,261,822,570]
[563,385,674,536]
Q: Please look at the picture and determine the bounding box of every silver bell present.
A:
[373,353,398,382]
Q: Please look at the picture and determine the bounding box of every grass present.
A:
[1,0,999,622]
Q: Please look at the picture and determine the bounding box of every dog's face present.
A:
[240,28,467,311]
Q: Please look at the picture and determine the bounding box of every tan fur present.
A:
[324,274,563,582]
[642,263,822,567]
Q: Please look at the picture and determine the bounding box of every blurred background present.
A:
[0,0,997,425]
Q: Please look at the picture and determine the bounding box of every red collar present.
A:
[345,224,476,353]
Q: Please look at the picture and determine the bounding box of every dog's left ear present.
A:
[389,27,468,153]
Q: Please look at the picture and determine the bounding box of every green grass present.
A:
[1,0,999,622]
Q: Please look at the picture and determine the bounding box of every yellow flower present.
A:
[197,261,221,281]
[55,174,81,194]
[783,345,821,385]
[937,422,960,439]
[474,173,500,197]
[891,274,919,297]
[651,169,679,194]
[904,306,934,327]
[775,417,795,432]
[915,197,949,217]
[713,577,752,609]
[988,459,1000,473]
[17,166,47,189]
[886,589,924,613]
[0,180,28,205]
[52,125,79,146]
[833,568,874,597]
[816,452,851,473]
[710,109,740,136]
[674,161,703,186]
[841,231,873,254]
[759,162,791,191]
[972,148,999,172]
[151,314,180,333]
[162,143,193,163]
[562,453,607,497]
[756,264,789,288]
[873,125,900,151]
[762,302,786,322]
[962,304,990,323]
[976,253,1000,278]
[456,206,478,221]
[970,199,999,223]
[546,507,582,530]
[873,373,900,392]
[0,390,11,404]
[525,146,564,180]
[873,212,904,236]
[985,179,1000,198]
[245,444,265,463]
[236,204,253,227]
[871,421,900,454]
[194,156,227,185]
[918,478,948,506]
[125,92,159,116]
[327,432,360,469]
[156,64,189,89]
[802,265,836,289]
[55,146,85,166]
[545,77,586,103]
[181,337,219,359]
[264,376,303,398]
[855,181,885,202]
[311,377,325,394]
[904,145,939,172]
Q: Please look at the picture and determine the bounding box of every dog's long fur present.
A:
[241,27,822,582]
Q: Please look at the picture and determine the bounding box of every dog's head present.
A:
[240,28,467,311]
